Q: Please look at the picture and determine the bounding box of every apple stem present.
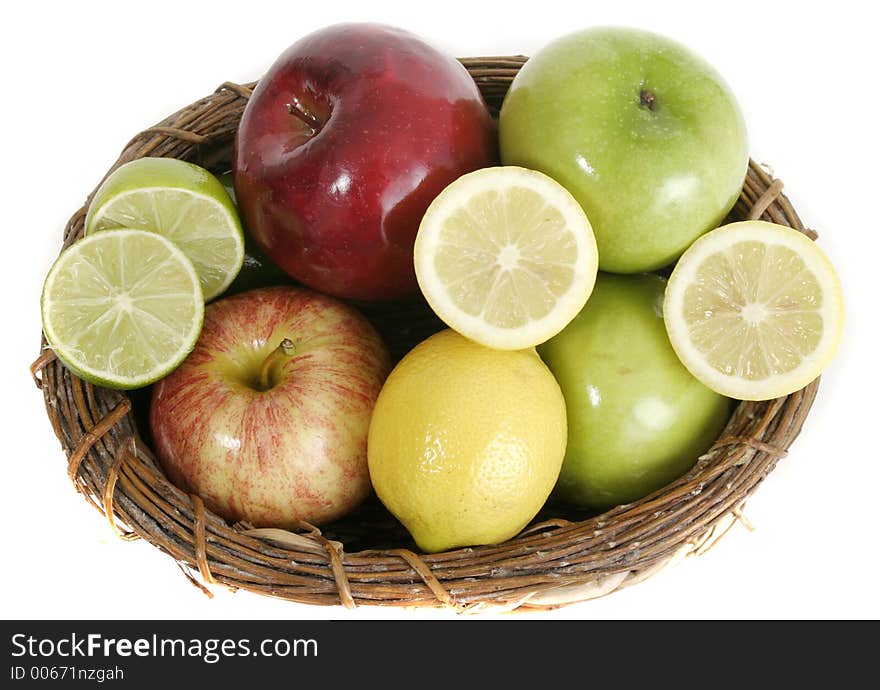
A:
[287,98,321,132]
[259,338,296,390]
[639,88,657,111]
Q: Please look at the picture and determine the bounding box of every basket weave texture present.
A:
[32,56,819,611]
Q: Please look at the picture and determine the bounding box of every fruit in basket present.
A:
[232,22,496,303]
[537,273,731,510]
[367,329,567,552]
[663,220,845,401]
[499,26,749,274]
[84,157,245,301]
[218,172,294,296]
[225,222,296,296]
[414,165,598,350]
[149,286,392,528]
[41,228,204,390]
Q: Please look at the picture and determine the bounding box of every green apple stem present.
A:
[259,338,296,390]
[639,88,657,111]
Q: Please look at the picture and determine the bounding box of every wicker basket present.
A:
[31,56,819,612]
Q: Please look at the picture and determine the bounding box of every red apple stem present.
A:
[287,98,321,132]
[259,338,296,390]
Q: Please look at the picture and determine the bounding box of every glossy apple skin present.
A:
[499,26,749,274]
[149,286,392,528]
[537,273,732,510]
[233,23,496,302]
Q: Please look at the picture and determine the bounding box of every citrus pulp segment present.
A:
[663,220,845,400]
[414,166,598,350]
[41,229,205,390]
[84,157,245,301]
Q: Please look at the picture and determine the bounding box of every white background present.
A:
[3,0,877,621]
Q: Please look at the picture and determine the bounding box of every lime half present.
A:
[41,229,204,389]
[85,157,245,301]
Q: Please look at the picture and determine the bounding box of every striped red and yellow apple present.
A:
[149,286,391,528]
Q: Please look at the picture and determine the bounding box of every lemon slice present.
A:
[414,166,598,350]
[85,157,245,301]
[41,229,204,390]
[663,220,845,401]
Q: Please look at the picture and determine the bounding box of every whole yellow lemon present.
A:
[367,329,567,553]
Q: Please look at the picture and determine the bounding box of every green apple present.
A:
[499,26,749,274]
[537,272,732,510]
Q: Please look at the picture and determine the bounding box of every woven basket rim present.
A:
[32,55,820,612]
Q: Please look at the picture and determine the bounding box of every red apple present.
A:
[149,286,392,528]
[232,22,496,302]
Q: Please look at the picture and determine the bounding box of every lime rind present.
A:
[664,220,845,401]
[84,158,245,301]
[41,229,204,390]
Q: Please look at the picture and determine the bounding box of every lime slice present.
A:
[663,220,845,401]
[41,229,205,390]
[414,166,599,350]
[85,157,245,301]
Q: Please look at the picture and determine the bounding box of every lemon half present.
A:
[663,220,845,400]
[414,166,598,350]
